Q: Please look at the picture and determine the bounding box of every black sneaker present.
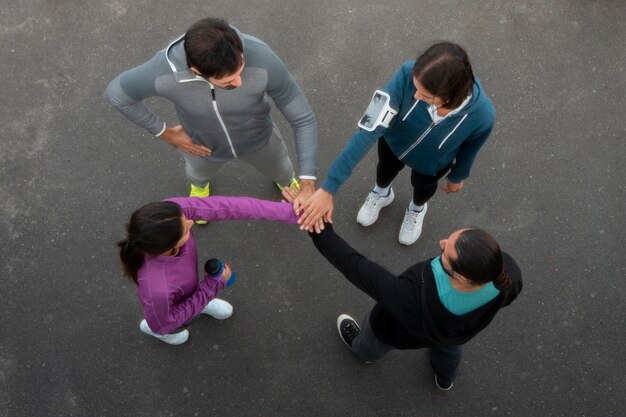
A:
[434,374,453,391]
[336,314,361,349]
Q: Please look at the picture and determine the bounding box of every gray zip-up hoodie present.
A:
[106,28,317,177]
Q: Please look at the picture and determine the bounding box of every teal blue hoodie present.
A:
[322,60,495,194]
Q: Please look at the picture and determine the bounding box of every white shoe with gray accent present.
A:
[398,203,428,245]
[201,298,233,320]
[139,319,189,345]
[357,188,395,227]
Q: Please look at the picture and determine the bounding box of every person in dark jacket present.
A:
[309,225,522,390]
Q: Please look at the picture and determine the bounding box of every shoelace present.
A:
[342,322,360,341]
[365,192,384,209]
[403,211,420,229]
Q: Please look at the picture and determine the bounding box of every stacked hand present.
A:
[294,188,334,233]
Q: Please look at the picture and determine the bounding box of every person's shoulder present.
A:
[401,59,416,70]
[242,32,275,57]
[391,60,415,79]
[472,77,495,112]
[465,82,495,127]
[400,259,433,282]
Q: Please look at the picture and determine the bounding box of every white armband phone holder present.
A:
[357,90,398,132]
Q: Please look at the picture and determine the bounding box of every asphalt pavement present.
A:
[0,1,624,416]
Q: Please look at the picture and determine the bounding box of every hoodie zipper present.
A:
[398,109,470,159]
[210,84,237,158]
[164,36,238,158]
[398,121,437,160]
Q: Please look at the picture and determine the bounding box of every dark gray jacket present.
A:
[106,28,317,176]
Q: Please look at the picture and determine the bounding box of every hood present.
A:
[452,76,490,117]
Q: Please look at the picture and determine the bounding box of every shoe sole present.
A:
[202,299,233,320]
[398,226,422,245]
[204,310,233,320]
[357,191,395,227]
[435,375,453,391]
[139,320,189,345]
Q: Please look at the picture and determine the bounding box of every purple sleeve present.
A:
[164,196,299,224]
[143,275,225,335]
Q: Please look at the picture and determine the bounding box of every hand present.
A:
[440,179,464,194]
[280,178,304,203]
[290,179,316,213]
[160,125,212,156]
[297,188,334,233]
[222,263,233,280]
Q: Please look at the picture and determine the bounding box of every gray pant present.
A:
[182,127,294,188]
[352,314,463,385]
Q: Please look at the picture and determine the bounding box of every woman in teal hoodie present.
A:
[298,42,495,245]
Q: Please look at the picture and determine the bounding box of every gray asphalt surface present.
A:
[1,1,624,416]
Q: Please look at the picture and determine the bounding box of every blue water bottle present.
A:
[204,258,236,287]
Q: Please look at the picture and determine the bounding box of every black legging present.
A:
[376,138,451,205]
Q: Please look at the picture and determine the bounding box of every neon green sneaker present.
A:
[190,183,210,224]
[274,177,300,192]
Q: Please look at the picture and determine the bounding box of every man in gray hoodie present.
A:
[106,17,317,213]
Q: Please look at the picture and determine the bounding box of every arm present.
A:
[321,63,411,194]
[105,51,169,136]
[106,51,210,156]
[298,65,410,230]
[143,273,226,335]
[165,196,299,224]
[446,114,494,184]
[264,47,318,180]
[296,127,379,232]
[309,224,413,318]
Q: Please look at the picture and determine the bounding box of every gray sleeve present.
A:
[279,94,318,178]
[105,51,169,136]
[264,50,318,178]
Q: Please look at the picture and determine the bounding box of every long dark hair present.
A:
[449,228,512,291]
[412,42,474,109]
[117,202,183,284]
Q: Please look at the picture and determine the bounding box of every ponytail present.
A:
[117,201,183,285]
[117,238,145,285]
[493,268,512,291]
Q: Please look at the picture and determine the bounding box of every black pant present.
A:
[376,138,451,205]
[352,313,462,385]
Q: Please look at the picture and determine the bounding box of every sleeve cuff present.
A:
[155,123,166,137]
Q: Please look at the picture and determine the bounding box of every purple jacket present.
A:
[136,196,298,335]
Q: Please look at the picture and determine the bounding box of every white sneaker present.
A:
[357,188,395,226]
[139,319,189,345]
[398,203,428,245]
[201,298,233,320]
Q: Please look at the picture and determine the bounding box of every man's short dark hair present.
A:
[184,17,244,79]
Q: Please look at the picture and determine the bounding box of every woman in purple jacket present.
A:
[118,196,298,345]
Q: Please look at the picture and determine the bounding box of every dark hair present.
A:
[184,17,244,79]
[412,42,474,109]
[449,228,512,291]
[117,202,183,284]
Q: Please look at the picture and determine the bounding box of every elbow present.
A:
[105,78,126,108]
